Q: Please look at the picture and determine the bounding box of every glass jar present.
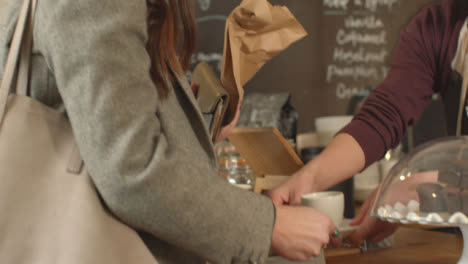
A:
[226,159,253,185]
[215,140,254,188]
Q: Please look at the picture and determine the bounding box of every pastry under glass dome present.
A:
[371,136,468,263]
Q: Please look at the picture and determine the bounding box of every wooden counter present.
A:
[326,227,463,264]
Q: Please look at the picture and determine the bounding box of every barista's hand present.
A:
[268,168,317,206]
[271,205,338,261]
[269,133,365,207]
[346,188,399,244]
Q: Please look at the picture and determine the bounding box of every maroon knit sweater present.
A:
[340,0,468,167]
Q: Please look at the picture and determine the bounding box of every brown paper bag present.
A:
[221,0,308,124]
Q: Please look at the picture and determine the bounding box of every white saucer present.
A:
[232,184,253,191]
[338,218,359,238]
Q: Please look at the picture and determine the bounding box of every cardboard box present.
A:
[228,127,303,193]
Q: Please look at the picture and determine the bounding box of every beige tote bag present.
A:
[0,0,158,263]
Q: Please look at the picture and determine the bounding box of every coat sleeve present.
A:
[33,0,275,263]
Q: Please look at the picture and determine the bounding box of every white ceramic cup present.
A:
[301,191,345,227]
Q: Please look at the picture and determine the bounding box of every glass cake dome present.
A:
[370,136,468,263]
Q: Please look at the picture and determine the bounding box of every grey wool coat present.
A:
[0,0,275,263]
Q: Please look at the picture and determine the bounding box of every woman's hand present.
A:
[346,188,399,244]
[271,205,338,261]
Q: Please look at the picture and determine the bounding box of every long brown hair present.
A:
[146,0,197,98]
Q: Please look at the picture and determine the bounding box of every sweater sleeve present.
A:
[340,4,445,167]
[33,1,274,263]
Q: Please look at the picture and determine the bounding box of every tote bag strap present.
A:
[0,0,83,173]
[458,54,468,136]
[16,0,37,97]
[0,0,34,123]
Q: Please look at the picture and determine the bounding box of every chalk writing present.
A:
[364,0,398,12]
[333,47,388,64]
[344,15,384,29]
[336,29,387,46]
[327,64,379,82]
[323,0,399,101]
[197,0,211,12]
[324,0,399,12]
[323,0,350,10]
[336,82,371,99]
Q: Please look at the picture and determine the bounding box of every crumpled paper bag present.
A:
[221,0,308,124]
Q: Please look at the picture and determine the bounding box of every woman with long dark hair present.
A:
[0,0,336,262]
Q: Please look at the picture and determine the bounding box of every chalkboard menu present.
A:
[194,0,441,133]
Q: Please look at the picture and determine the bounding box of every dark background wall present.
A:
[193,0,442,134]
